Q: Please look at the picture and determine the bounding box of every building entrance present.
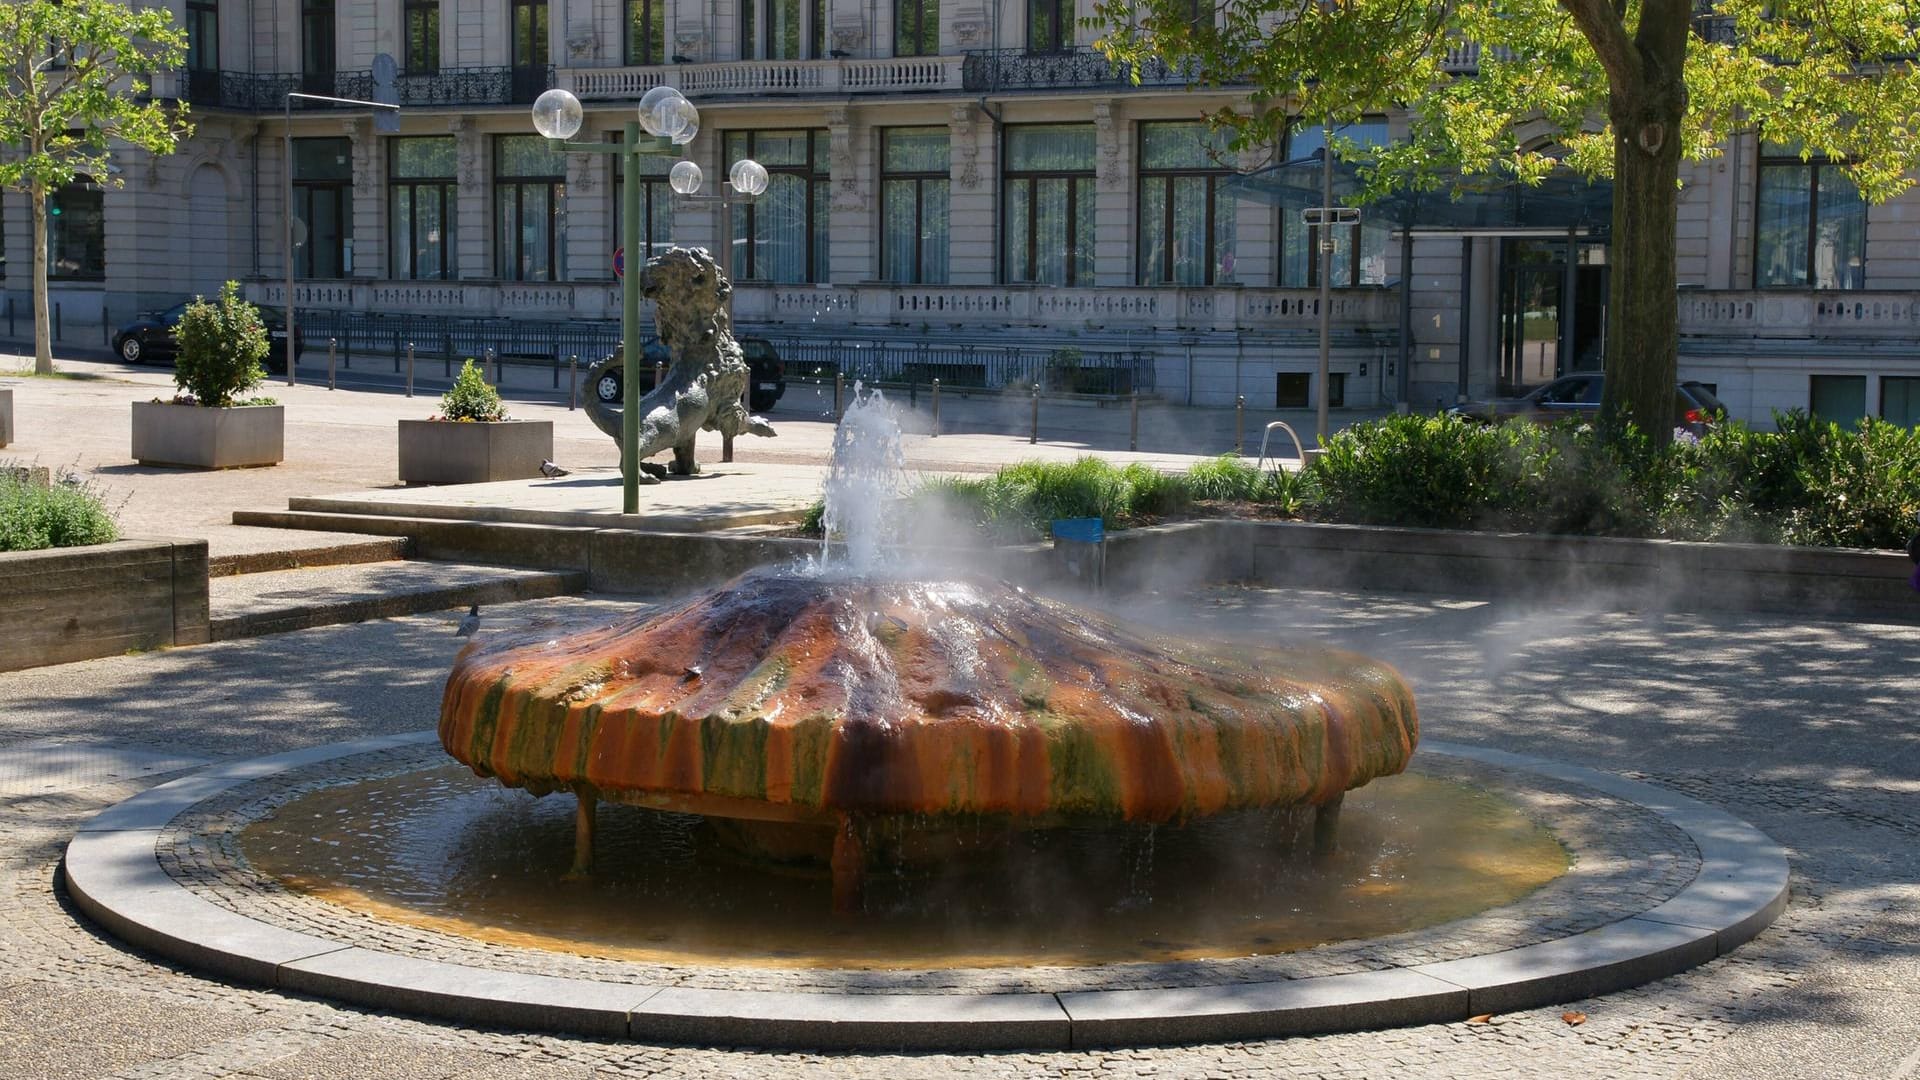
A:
[1497,239,1608,395]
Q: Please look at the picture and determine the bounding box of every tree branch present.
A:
[1558,0,1641,90]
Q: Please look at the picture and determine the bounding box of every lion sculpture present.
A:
[582,246,774,480]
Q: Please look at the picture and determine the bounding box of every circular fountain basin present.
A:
[64,734,1787,1050]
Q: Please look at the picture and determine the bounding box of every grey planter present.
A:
[397,418,553,485]
[0,386,12,448]
[131,401,284,469]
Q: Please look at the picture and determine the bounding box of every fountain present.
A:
[438,387,1419,913]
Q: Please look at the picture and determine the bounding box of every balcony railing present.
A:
[561,54,964,100]
[960,47,1208,93]
[735,282,1397,333]
[152,66,550,111]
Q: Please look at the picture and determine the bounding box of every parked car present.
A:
[113,300,297,374]
[1448,372,1726,435]
[592,335,787,413]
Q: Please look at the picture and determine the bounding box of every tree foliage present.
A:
[0,0,193,374]
[1095,0,1920,441]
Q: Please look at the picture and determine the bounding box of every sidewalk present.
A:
[2,349,1387,560]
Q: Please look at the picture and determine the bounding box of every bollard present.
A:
[653,360,665,395]
[405,341,416,398]
[486,346,498,384]
[54,302,61,342]
[1235,395,1246,454]
[723,430,734,463]
[102,303,109,347]
[6,296,12,337]
[1030,384,1040,444]
[568,355,578,410]
[443,335,453,377]
[930,378,940,437]
[392,332,401,373]
[1130,390,1140,452]
[834,372,845,420]
[327,337,338,390]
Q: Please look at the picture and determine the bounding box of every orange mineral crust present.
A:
[439,570,1418,823]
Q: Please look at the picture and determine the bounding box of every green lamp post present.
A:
[529,84,740,514]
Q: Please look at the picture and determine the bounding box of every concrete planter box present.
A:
[0,385,13,448]
[0,538,209,672]
[131,401,284,469]
[397,419,553,485]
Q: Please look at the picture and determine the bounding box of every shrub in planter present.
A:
[398,360,550,484]
[130,281,283,468]
[174,282,270,408]
[0,469,119,551]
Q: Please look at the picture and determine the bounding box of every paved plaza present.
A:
[3,347,1918,1077]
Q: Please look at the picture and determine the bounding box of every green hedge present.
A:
[0,473,119,552]
[802,413,1920,552]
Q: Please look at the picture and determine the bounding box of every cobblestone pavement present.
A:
[1,586,1917,1078]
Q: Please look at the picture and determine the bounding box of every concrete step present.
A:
[208,559,586,641]
[208,534,414,577]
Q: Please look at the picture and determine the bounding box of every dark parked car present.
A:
[113,301,297,374]
[1449,372,1726,435]
[592,335,787,413]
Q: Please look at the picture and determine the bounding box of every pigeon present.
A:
[455,604,482,637]
[539,459,570,478]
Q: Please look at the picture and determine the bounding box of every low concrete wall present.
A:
[1248,521,1919,621]
[233,508,1920,621]
[0,538,210,672]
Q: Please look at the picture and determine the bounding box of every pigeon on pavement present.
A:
[540,460,569,478]
[455,604,482,637]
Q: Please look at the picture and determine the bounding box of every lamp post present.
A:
[529,86,764,513]
[284,92,399,388]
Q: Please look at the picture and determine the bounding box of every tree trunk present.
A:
[1599,10,1690,444]
[30,183,52,376]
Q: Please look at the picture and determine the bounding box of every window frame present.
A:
[388,136,457,280]
[1000,122,1096,286]
[292,137,353,279]
[301,0,335,93]
[1755,146,1867,291]
[880,126,950,285]
[610,134,677,275]
[894,0,937,57]
[1027,0,1069,53]
[1135,121,1233,287]
[185,0,218,74]
[47,179,106,282]
[404,0,439,73]
[1281,119,1390,289]
[725,129,830,284]
[624,0,665,65]
[740,0,822,59]
[492,135,567,282]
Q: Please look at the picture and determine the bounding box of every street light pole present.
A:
[284,92,399,388]
[1317,121,1333,448]
[620,119,643,513]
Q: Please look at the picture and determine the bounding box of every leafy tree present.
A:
[0,0,193,375]
[1096,0,1920,443]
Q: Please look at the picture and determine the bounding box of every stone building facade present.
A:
[3,0,1918,426]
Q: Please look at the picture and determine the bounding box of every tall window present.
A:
[185,0,217,73]
[726,129,829,283]
[611,137,676,269]
[49,180,105,281]
[301,0,335,93]
[390,137,457,280]
[1137,121,1235,286]
[1281,120,1390,288]
[494,135,566,281]
[1882,376,1920,428]
[626,0,665,64]
[1810,374,1866,425]
[404,0,439,72]
[1003,123,1094,286]
[1757,144,1865,289]
[510,0,548,103]
[1028,0,1069,52]
[292,138,351,278]
[881,128,949,284]
[741,0,816,59]
[895,0,936,56]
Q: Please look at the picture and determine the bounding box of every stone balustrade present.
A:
[561,55,965,100]
[1679,290,1920,339]
[733,283,1399,332]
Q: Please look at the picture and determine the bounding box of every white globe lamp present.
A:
[669,160,704,195]
[728,158,770,197]
[529,88,583,140]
